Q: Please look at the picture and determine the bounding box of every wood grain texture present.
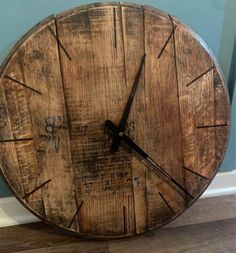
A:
[175,20,216,197]
[144,9,187,230]
[0,3,230,238]
[121,4,147,234]
[56,5,135,237]
[0,18,78,227]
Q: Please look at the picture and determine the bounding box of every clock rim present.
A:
[0,2,231,239]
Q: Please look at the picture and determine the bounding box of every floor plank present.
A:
[0,222,107,253]
[168,194,236,227]
[0,218,235,253]
[108,218,236,253]
[14,242,108,253]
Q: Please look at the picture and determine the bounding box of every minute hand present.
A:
[110,53,146,152]
[105,120,193,199]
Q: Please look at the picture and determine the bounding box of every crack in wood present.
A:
[119,3,127,89]
[113,7,117,49]
[141,6,149,233]
[123,205,127,234]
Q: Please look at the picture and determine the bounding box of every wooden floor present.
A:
[0,219,235,253]
[0,195,235,253]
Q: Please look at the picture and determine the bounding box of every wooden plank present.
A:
[0,77,24,197]
[1,42,44,216]
[174,18,218,196]
[0,18,78,227]
[56,5,135,236]
[121,4,146,234]
[144,9,186,229]
[15,20,78,228]
[0,222,86,253]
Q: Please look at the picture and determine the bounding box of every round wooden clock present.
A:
[0,2,230,238]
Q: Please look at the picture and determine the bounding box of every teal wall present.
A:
[0,0,235,197]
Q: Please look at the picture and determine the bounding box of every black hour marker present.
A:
[47,25,72,61]
[0,137,33,143]
[4,75,42,95]
[186,66,215,87]
[169,14,175,29]
[123,205,127,234]
[159,192,175,215]
[68,201,84,228]
[113,7,117,49]
[183,166,209,180]
[157,25,177,59]
[196,123,228,129]
[22,179,51,199]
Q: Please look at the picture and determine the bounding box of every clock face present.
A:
[0,3,230,238]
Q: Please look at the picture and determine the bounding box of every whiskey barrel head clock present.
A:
[0,2,230,238]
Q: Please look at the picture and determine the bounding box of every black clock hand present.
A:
[105,120,194,199]
[110,53,146,153]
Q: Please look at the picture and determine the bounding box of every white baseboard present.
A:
[0,170,236,228]
[201,170,236,198]
[0,197,39,227]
